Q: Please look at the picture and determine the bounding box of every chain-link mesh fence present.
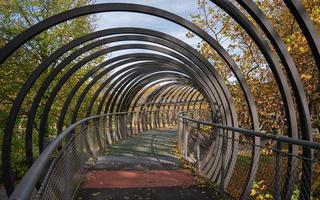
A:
[178,111,320,200]
[10,111,171,200]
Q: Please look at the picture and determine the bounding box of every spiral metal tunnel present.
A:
[0,1,319,199]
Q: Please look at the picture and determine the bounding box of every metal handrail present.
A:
[177,111,320,150]
[10,110,177,200]
[177,110,320,199]
[9,111,137,200]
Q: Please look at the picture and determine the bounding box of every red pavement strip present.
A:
[82,169,197,189]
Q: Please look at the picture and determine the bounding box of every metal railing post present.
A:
[196,121,201,171]
[115,114,120,141]
[88,121,97,161]
[220,131,227,191]
[99,117,105,148]
[275,140,282,200]
[95,119,103,152]
[183,119,188,158]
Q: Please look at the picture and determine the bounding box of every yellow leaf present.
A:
[251,189,256,196]
[299,47,306,52]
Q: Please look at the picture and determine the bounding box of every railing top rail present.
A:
[9,111,139,200]
[177,111,320,150]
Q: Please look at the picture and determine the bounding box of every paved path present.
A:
[75,129,215,200]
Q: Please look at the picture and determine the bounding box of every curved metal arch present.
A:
[79,53,221,123]
[110,66,218,120]
[91,49,231,131]
[113,74,190,131]
[89,64,187,117]
[143,85,192,129]
[208,0,315,197]
[1,19,252,194]
[0,3,250,149]
[32,37,235,134]
[152,83,190,123]
[103,72,191,136]
[186,90,201,111]
[54,56,184,149]
[151,85,195,128]
[128,80,184,134]
[128,81,182,129]
[130,82,181,112]
[105,71,190,115]
[179,88,202,112]
[174,87,198,118]
[164,86,192,121]
[232,1,316,196]
[172,87,195,119]
[113,72,197,113]
[57,55,146,134]
[74,66,186,139]
[98,62,213,119]
[35,44,184,152]
[58,60,183,141]
[122,83,210,134]
[72,59,182,122]
[283,0,320,71]
[93,63,188,114]
[144,85,195,121]
[102,66,188,115]
[37,32,240,152]
[117,78,199,130]
[129,83,186,129]
[150,85,191,112]
[1,2,314,197]
[1,10,252,191]
[31,44,214,169]
[105,34,238,133]
[23,29,230,164]
[83,60,181,117]
[104,70,189,134]
[144,85,191,115]
[152,85,188,126]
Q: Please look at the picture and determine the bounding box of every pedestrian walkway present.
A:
[75,129,216,200]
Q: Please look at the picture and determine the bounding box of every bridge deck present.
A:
[75,129,216,200]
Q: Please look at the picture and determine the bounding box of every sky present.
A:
[91,0,207,84]
[93,0,203,49]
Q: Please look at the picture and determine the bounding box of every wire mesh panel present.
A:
[177,111,320,200]
[9,112,146,200]
[39,128,92,199]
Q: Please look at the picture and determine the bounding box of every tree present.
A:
[188,0,319,134]
[0,0,108,181]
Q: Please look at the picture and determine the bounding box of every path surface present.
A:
[75,129,215,200]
